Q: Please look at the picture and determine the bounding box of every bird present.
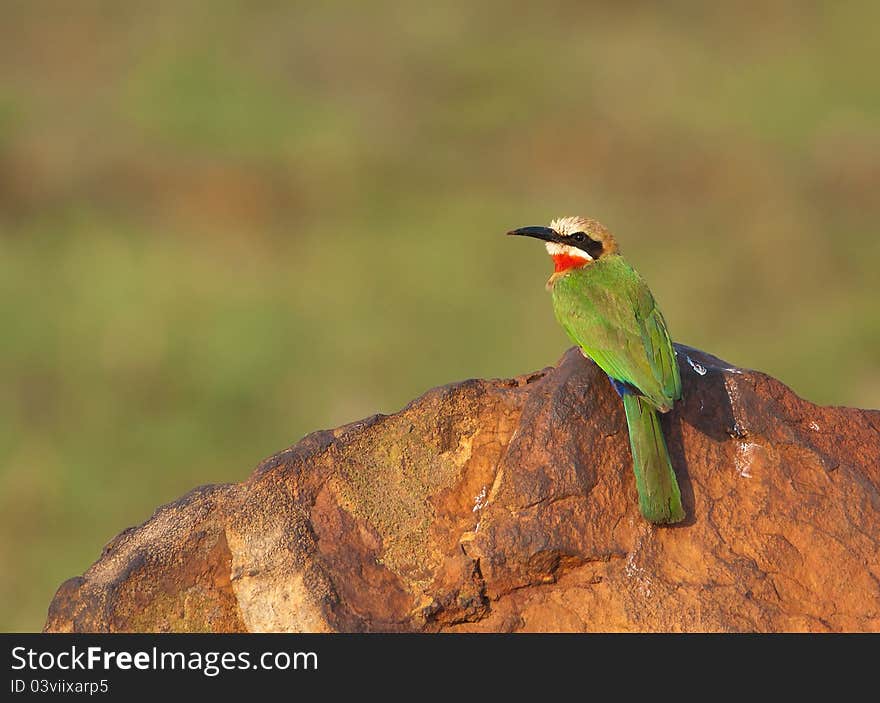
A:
[507,215,684,524]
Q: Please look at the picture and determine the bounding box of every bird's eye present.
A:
[571,232,586,242]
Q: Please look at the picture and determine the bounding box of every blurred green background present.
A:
[1,1,878,631]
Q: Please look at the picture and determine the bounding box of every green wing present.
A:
[552,256,681,410]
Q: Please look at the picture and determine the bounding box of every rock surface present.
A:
[44,346,880,632]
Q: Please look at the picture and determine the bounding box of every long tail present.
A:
[621,393,684,524]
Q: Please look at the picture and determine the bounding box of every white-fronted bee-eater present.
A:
[508,216,684,524]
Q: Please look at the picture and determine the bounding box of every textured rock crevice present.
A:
[44,345,880,632]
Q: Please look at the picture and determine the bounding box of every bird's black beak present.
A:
[506,226,558,242]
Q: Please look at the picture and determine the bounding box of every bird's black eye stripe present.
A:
[569,232,604,258]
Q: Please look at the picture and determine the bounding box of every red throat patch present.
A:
[552,253,589,273]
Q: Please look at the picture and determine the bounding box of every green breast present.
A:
[550,255,681,409]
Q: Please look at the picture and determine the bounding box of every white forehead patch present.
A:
[549,216,591,236]
[545,241,592,260]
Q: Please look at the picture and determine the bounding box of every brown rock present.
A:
[44,346,880,633]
